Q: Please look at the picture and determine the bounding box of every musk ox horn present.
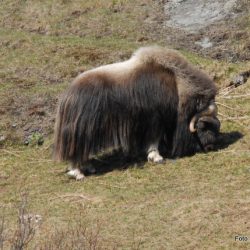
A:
[189,101,218,133]
[189,115,198,133]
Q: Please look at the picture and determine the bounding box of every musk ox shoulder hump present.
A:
[74,55,140,84]
[75,46,186,80]
[133,46,189,72]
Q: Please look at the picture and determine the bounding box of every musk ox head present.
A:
[160,100,220,157]
[189,100,218,133]
[195,115,221,152]
[188,100,220,153]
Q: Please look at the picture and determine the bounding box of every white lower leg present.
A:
[147,142,164,163]
[67,168,85,180]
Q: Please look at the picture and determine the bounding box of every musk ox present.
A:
[54,46,219,180]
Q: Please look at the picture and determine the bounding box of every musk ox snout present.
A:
[196,115,221,152]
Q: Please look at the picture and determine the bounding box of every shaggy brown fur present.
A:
[54,46,218,175]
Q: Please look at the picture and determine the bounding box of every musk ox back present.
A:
[54,46,219,180]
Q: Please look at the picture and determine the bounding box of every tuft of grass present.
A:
[0,193,107,250]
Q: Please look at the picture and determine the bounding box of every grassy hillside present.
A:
[0,1,249,249]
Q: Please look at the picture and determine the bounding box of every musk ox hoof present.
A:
[147,151,164,163]
[67,168,85,181]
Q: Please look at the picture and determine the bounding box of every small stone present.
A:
[37,137,44,146]
[24,140,29,146]
[0,135,6,142]
[229,70,250,87]
[195,37,213,49]
[22,214,42,224]
[137,36,149,42]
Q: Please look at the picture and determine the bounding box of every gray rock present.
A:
[165,0,238,32]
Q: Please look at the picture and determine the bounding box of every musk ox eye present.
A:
[196,121,205,130]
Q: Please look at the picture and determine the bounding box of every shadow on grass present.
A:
[83,131,243,176]
[215,131,243,150]
[84,150,146,176]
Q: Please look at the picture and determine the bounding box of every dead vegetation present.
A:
[0,194,106,250]
[216,73,250,123]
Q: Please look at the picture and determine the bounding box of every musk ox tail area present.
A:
[54,65,178,166]
[54,79,128,166]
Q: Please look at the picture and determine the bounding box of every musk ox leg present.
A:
[67,168,85,181]
[66,164,96,180]
[147,142,164,163]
